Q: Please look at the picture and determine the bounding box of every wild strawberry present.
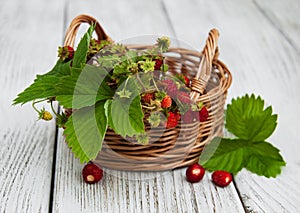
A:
[186,163,205,183]
[176,74,190,87]
[199,106,209,122]
[42,111,52,121]
[154,58,163,70]
[141,93,154,104]
[82,163,103,184]
[162,79,178,97]
[165,112,178,128]
[212,171,232,187]
[58,45,74,61]
[182,109,194,124]
[178,91,192,104]
[161,95,172,108]
[38,108,52,121]
[174,112,181,121]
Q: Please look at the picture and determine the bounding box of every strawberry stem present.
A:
[50,101,60,117]
[32,99,48,113]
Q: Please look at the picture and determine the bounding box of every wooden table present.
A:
[1,0,300,212]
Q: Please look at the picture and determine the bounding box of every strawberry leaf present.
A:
[199,138,248,174]
[13,61,71,105]
[246,141,286,178]
[107,95,145,137]
[201,94,285,178]
[56,64,113,109]
[226,94,278,141]
[36,59,70,79]
[13,23,95,106]
[72,23,95,69]
[106,78,144,137]
[200,138,286,177]
[63,101,108,163]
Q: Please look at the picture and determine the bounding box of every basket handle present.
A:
[63,14,112,47]
[190,29,219,101]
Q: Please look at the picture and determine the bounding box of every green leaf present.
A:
[246,141,286,178]
[106,78,144,137]
[36,60,70,79]
[226,94,278,141]
[56,64,113,108]
[72,24,95,69]
[108,95,144,137]
[13,61,71,105]
[63,101,108,163]
[199,138,248,174]
[199,138,286,177]
[104,99,115,130]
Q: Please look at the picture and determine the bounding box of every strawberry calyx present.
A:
[58,45,74,61]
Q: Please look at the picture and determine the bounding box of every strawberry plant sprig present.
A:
[13,24,204,163]
[199,94,286,178]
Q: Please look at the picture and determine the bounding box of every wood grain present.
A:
[1,0,299,212]
[0,0,64,212]
[53,129,245,213]
[52,0,245,212]
[163,0,300,212]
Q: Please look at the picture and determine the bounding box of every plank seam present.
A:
[48,107,60,213]
[253,0,300,55]
[233,177,248,213]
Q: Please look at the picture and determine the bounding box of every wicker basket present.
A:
[64,15,232,171]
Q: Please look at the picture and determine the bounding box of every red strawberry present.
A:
[182,110,194,124]
[58,45,74,61]
[154,58,163,70]
[178,91,192,104]
[141,93,154,104]
[177,74,190,87]
[174,112,181,121]
[199,106,209,122]
[212,170,232,187]
[82,163,103,184]
[161,95,172,108]
[186,163,205,183]
[162,79,178,97]
[165,112,178,128]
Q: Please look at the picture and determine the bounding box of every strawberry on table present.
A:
[82,163,103,184]
[186,163,205,183]
[212,170,232,187]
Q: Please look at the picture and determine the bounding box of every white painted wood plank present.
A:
[0,0,65,212]
[54,129,244,213]
[52,0,244,212]
[163,0,300,212]
[254,0,300,53]
[64,0,174,42]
